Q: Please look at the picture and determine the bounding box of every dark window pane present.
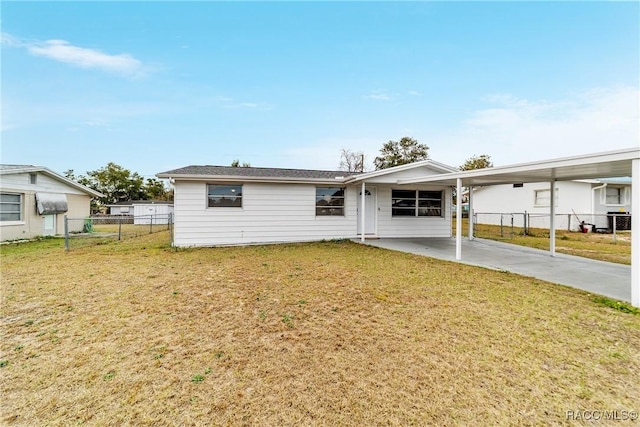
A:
[316,187,344,198]
[0,213,20,221]
[418,200,441,208]
[392,190,415,199]
[207,185,242,208]
[316,207,344,216]
[418,191,442,199]
[208,197,242,208]
[316,187,344,216]
[418,208,442,217]
[0,194,20,203]
[208,185,242,197]
[392,208,415,216]
[392,199,415,208]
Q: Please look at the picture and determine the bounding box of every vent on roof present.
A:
[35,193,68,215]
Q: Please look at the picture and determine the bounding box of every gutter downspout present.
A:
[456,178,462,260]
[591,182,607,226]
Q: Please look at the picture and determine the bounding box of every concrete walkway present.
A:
[357,237,631,302]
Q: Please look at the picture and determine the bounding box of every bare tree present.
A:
[339,149,365,173]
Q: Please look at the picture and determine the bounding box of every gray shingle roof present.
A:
[158,165,360,180]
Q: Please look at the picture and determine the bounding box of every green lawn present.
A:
[1,232,639,425]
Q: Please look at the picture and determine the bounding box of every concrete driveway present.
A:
[357,237,631,302]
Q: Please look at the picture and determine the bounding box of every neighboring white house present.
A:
[107,200,174,224]
[470,178,632,231]
[156,160,458,247]
[0,165,104,241]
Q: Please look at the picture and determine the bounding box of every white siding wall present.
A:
[173,182,358,246]
[173,181,453,246]
[471,181,594,229]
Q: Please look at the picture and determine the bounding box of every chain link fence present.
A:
[471,212,631,241]
[64,214,173,250]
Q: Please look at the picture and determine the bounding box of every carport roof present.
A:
[398,147,639,186]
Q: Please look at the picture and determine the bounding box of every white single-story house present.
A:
[469,178,632,231]
[107,200,174,225]
[0,165,104,241]
[156,160,459,247]
[158,148,638,307]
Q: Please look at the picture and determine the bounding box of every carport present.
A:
[398,148,640,307]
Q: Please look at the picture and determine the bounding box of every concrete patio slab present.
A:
[357,237,631,302]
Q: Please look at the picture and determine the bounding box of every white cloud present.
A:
[28,39,143,76]
[364,91,393,101]
[2,32,144,77]
[431,85,640,168]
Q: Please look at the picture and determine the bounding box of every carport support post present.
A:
[631,158,639,307]
[549,180,556,257]
[360,182,366,243]
[456,178,462,260]
[468,186,474,240]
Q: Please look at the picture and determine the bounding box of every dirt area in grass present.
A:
[1,232,639,426]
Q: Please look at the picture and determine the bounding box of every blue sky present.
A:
[2,1,639,179]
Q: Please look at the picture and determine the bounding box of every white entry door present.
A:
[357,188,376,235]
[43,214,56,236]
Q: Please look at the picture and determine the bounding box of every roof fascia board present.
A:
[345,159,457,183]
[398,148,640,185]
[158,174,349,185]
[1,166,105,198]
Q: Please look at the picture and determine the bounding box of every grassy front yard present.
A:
[1,232,639,425]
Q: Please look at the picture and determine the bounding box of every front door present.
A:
[357,187,376,235]
[43,214,56,236]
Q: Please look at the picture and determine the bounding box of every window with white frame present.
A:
[392,190,443,217]
[605,187,621,205]
[0,193,22,221]
[316,187,345,216]
[207,184,242,208]
[533,188,559,207]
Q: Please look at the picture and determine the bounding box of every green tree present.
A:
[373,137,429,170]
[460,154,493,171]
[83,163,145,206]
[144,178,171,200]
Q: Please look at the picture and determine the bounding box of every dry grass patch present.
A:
[1,232,639,426]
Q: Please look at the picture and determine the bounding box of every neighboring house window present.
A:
[207,184,242,207]
[392,190,442,217]
[29,173,37,185]
[605,187,622,205]
[0,193,22,221]
[316,187,345,216]
[534,189,559,207]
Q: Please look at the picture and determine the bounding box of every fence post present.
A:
[169,212,174,247]
[510,214,514,238]
[118,215,122,241]
[150,215,154,234]
[64,215,69,251]
[500,215,504,237]
[567,214,571,231]
[523,211,528,235]
[613,214,617,243]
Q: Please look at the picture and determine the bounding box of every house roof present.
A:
[107,200,174,207]
[157,165,361,183]
[157,160,459,185]
[0,164,105,198]
[398,148,640,187]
